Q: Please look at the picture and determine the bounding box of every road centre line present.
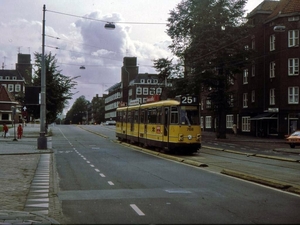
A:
[130,204,145,216]
[95,169,100,172]
[100,173,105,177]
[90,164,95,167]
[108,181,114,185]
[86,161,90,164]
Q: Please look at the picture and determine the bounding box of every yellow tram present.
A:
[116,95,201,153]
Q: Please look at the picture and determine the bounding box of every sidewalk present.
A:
[0,123,59,224]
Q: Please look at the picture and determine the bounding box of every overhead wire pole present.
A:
[38,4,47,149]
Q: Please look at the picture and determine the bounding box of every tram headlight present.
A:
[187,135,192,140]
[179,134,184,141]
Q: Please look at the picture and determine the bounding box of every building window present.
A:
[288,16,299,21]
[15,84,21,92]
[252,63,255,77]
[226,115,233,128]
[149,87,155,95]
[243,69,248,84]
[0,76,3,80]
[206,99,211,109]
[288,58,299,76]
[243,93,248,108]
[251,90,255,103]
[156,87,162,95]
[270,61,275,78]
[205,116,212,129]
[270,34,275,51]
[5,76,10,80]
[8,84,14,92]
[242,117,250,132]
[136,87,142,95]
[251,38,255,50]
[12,76,17,80]
[147,79,151,83]
[288,87,299,104]
[143,98,147,103]
[143,87,148,95]
[228,94,234,107]
[1,113,9,120]
[288,30,299,47]
[153,79,158,83]
[270,88,275,105]
[140,79,145,83]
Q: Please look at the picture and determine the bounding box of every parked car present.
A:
[105,120,116,125]
[285,131,300,148]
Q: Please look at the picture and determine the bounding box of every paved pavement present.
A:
[0,124,299,224]
[0,123,59,224]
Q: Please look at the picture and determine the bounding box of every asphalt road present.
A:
[52,125,300,224]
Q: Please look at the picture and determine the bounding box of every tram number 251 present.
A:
[180,96,198,105]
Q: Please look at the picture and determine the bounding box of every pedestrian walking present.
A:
[17,124,23,139]
[3,123,8,138]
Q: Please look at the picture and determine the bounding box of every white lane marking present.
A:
[90,165,95,167]
[86,161,90,164]
[130,204,145,216]
[108,181,114,185]
[99,173,106,177]
[83,158,86,160]
[95,169,100,172]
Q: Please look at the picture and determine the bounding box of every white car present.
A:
[105,120,116,125]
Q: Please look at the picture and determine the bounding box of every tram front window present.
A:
[180,106,200,125]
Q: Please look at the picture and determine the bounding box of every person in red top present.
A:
[3,124,8,138]
[17,124,23,139]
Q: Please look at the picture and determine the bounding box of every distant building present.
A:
[0,85,18,124]
[104,57,172,121]
[0,53,33,124]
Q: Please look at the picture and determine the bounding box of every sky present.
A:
[0,0,264,113]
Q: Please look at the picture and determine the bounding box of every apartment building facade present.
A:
[201,0,300,138]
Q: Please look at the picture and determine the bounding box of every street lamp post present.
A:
[37,4,47,149]
[37,5,114,149]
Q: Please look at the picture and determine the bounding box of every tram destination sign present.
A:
[179,95,199,105]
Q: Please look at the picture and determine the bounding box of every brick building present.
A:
[201,0,300,138]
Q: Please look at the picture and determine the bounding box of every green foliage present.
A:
[30,52,78,123]
[163,0,249,138]
[65,96,90,124]
[91,95,105,124]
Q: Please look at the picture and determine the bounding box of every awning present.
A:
[249,113,278,120]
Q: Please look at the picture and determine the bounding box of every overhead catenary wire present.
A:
[46,9,167,25]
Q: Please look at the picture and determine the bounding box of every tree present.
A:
[65,96,90,124]
[165,0,249,138]
[31,52,78,123]
[91,95,105,124]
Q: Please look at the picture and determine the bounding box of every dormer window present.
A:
[140,79,145,83]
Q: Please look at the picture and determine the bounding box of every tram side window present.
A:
[122,112,125,123]
[157,107,162,124]
[140,110,145,124]
[127,111,131,124]
[134,110,139,123]
[170,107,179,124]
[148,108,157,124]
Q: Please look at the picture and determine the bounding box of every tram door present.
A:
[164,107,169,142]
